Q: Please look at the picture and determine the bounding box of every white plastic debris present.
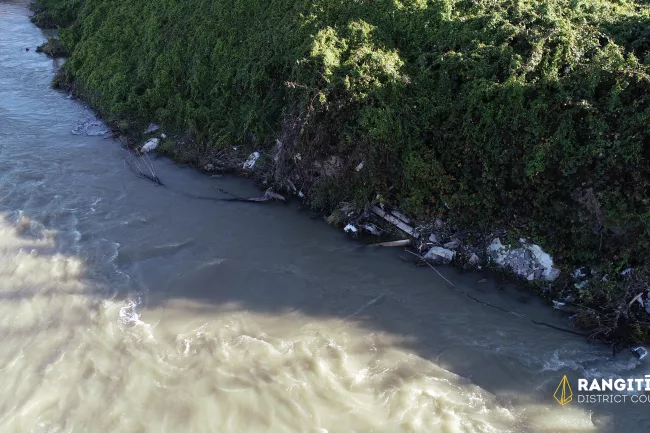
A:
[140,138,159,153]
[355,161,365,172]
[552,300,566,310]
[361,224,381,236]
[344,224,358,234]
[144,123,160,134]
[423,247,456,265]
[298,191,305,198]
[160,133,167,139]
[243,151,260,169]
[631,347,648,360]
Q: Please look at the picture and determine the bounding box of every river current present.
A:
[1,2,649,432]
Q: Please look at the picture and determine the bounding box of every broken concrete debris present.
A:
[423,246,456,265]
[487,238,560,282]
[370,205,419,239]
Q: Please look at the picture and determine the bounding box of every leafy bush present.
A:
[40,0,650,319]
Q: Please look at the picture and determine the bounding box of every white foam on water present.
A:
[71,116,109,137]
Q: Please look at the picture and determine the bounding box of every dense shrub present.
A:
[38,0,650,337]
[30,0,82,28]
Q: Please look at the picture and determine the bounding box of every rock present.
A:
[527,273,535,281]
[204,164,214,172]
[343,224,358,234]
[161,133,167,139]
[631,347,648,360]
[144,123,160,134]
[243,151,260,169]
[444,240,459,250]
[355,161,365,172]
[434,218,444,230]
[298,191,305,198]
[428,233,439,244]
[423,247,456,265]
[528,244,559,281]
[477,278,487,284]
[140,138,159,153]
[468,253,480,266]
[621,268,634,276]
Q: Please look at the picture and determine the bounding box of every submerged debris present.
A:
[631,347,648,360]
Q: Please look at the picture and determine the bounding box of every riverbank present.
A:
[30,0,650,345]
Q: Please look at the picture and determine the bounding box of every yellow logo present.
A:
[554,375,573,406]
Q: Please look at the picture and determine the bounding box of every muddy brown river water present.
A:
[1,2,649,432]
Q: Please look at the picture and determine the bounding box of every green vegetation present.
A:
[36,37,69,57]
[30,0,82,28]
[33,0,650,342]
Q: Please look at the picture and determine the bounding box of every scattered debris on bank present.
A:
[243,152,260,170]
[487,238,560,282]
[144,123,160,134]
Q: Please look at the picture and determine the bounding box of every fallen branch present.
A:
[405,249,587,337]
[122,149,163,185]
